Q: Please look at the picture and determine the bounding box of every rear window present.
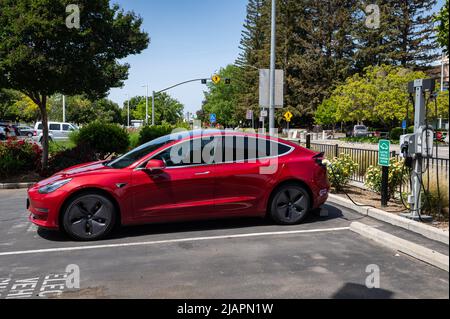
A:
[355,126,366,130]
[37,124,43,130]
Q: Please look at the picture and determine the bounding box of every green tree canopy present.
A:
[0,0,149,168]
[319,65,428,126]
[133,92,184,125]
[435,0,449,54]
[201,65,242,127]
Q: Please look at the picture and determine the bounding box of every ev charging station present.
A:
[399,79,436,222]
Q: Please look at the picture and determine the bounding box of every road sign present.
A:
[402,120,407,130]
[211,75,221,84]
[259,69,284,108]
[284,111,293,122]
[210,113,216,123]
[378,139,391,167]
[260,110,268,117]
[246,110,253,120]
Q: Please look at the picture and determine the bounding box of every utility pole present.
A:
[142,85,149,125]
[152,90,155,126]
[126,94,130,128]
[62,95,66,123]
[269,0,276,136]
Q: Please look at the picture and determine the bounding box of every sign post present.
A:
[378,139,390,207]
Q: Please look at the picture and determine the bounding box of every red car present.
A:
[27,130,330,240]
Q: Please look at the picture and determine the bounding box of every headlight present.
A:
[38,178,72,194]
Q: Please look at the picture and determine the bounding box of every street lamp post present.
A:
[151,90,155,126]
[125,94,130,128]
[142,85,149,125]
[269,0,276,136]
[62,95,66,123]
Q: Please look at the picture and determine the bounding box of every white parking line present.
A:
[0,226,350,257]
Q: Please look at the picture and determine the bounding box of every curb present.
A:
[350,222,449,272]
[0,182,35,189]
[327,193,449,245]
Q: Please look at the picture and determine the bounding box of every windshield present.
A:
[106,131,189,169]
[355,126,367,130]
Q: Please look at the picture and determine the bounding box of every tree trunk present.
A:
[39,95,49,172]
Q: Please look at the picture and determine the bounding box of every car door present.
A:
[62,124,74,139]
[214,136,289,216]
[130,136,220,222]
[49,123,61,140]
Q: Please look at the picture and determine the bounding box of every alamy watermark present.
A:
[365,264,380,289]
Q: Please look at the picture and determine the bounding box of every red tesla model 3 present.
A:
[27,130,330,240]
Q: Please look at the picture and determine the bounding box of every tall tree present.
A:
[0,0,149,169]
[133,92,184,125]
[434,0,449,54]
[202,65,241,127]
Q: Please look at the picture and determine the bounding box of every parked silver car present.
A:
[352,125,369,137]
[33,121,78,142]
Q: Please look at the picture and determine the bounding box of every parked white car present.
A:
[33,121,78,142]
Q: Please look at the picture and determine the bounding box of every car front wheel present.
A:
[270,184,311,225]
[62,193,116,241]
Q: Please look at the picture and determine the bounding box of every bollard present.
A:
[306,134,311,149]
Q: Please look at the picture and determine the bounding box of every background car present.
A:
[352,125,369,137]
[0,126,5,140]
[27,130,330,241]
[17,125,34,138]
[33,121,79,142]
[0,122,20,138]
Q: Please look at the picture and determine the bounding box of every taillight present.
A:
[313,152,326,168]
[33,131,37,136]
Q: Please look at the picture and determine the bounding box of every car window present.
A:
[355,126,366,130]
[37,124,43,130]
[223,136,291,163]
[153,136,219,167]
[49,123,60,130]
[62,124,73,131]
[107,134,181,169]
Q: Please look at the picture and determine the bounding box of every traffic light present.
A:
[225,78,231,84]
[201,79,207,84]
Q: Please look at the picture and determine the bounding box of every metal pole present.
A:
[269,0,276,136]
[381,166,389,207]
[126,94,130,128]
[145,85,149,125]
[62,95,66,123]
[441,54,445,92]
[152,91,155,126]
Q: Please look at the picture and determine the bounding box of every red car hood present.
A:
[34,161,108,187]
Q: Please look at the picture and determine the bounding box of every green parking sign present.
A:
[378,140,390,167]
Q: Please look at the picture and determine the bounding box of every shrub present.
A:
[389,127,403,141]
[72,121,129,159]
[0,139,42,178]
[47,143,99,176]
[364,158,407,200]
[323,153,358,191]
[138,122,190,146]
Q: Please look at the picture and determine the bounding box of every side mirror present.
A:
[145,159,166,172]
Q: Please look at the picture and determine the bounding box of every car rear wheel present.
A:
[270,184,311,225]
[62,193,116,241]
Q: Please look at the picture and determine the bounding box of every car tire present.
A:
[269,184,311,225]
[27,133,32,138]
[62,193,117,241]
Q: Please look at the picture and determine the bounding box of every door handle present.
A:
[195,171,210,176]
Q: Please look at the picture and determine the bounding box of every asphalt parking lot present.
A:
[0,189,448,299]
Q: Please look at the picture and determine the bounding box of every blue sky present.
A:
[108,0,248,115]
[108,0,446,116]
